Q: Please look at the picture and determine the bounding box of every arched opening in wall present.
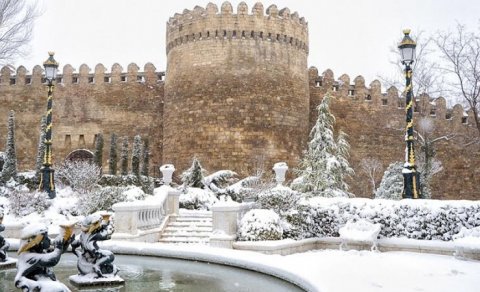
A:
[251,31,255,38]
[241,31,246,39]
[232,30,237,38]
[65,149,94,163]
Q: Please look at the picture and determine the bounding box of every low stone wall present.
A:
[233,237,479,260]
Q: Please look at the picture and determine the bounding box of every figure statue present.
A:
[0,207,10,262]
[15,223,73,292]
[71,213,119,278]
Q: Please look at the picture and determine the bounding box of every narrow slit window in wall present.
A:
[65,135,71,148]
[79,135,85,147]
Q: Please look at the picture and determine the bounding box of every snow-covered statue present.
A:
[0,207,9,262]
[15,223,73,291]
[71,213,119,278]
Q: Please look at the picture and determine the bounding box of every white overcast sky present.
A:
[17,0,480,85]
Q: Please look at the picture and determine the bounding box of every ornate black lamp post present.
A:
[39,52,59,199]
[398,30,421,199]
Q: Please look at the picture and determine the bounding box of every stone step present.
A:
[179,209,212,217]
[164,226,212,232]
[168,222,212,228]
[174,217,212,222]
[161,231,211,238]
[158,237,209,244]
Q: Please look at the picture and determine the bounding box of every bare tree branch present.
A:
[0,0,39,65]
[380,30,446,99]
[435,23,480,136]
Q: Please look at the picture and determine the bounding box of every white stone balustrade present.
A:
[210,202,256,248]
[112,189,180,239]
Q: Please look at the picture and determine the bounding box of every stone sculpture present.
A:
[70,213,123,286]
[14,223,73,291]
[0,207,10,263]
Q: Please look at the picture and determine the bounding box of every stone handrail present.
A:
[112,189,180,236]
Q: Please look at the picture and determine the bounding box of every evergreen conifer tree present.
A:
[374,162,404,200]
[141,138,150,177]
[93,133,104,170]
[35,116,47,179]
[131,135,142,176]
[109,133,118,175]
[1,110,17,182]
[295,94,354,197]
[181,157,206,188]
[120,137,129,175]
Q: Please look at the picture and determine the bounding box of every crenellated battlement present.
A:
[166,2,308,54]
[308,66,475,125]
[0,63,165,88]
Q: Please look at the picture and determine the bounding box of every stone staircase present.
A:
[158,209,213,244]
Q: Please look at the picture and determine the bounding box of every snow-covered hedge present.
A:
[257,186,299,215]
[179,187,218,210]
[238,209,283,241]
[287,198,480,241]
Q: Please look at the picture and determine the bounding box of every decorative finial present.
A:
[403,29,411,35]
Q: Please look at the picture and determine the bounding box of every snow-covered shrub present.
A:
[295,94,354,197]
[286,198,480,241]
[120,137,129,175]
[227,175,275,202]
[181,157,206,189]
[0,151,4,173]
[179,188,218,210]
[35,116,46,179]
[57,160,101,194]
[94,133,104,169]
[375,162,403,200]
[238,209,283,241]
[204,170,237,193]
[16,171,38,190]
[8,190,51,217]
[77,186,129,215]
[1,111,17,182]
[109,133,118,175]
[257,186,300,215]
[131,135,142,176]
[98,174,154,195]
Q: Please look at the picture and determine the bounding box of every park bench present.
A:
[339,219,381,251]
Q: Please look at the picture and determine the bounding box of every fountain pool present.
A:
[0,253,305,291]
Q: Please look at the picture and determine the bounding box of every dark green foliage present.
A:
[35,116,46,180]
[94,133,104,170]
[1,111,17,182]
[131,135,142,176]
[181,157,206,188]
[109,133,118,175]
[141,138,150,177]
[120,137,129,175]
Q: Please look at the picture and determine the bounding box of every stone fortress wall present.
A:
[164,2,310,174]
[0,1,478,199]
[0,63,165,175]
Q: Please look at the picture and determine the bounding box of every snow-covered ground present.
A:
[90,241,480,292]
[286,249,480,292]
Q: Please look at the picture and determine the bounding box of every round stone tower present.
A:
[164,2,309,174]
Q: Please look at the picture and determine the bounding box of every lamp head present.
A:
[398,29,417,65]
[43,52,59,82]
